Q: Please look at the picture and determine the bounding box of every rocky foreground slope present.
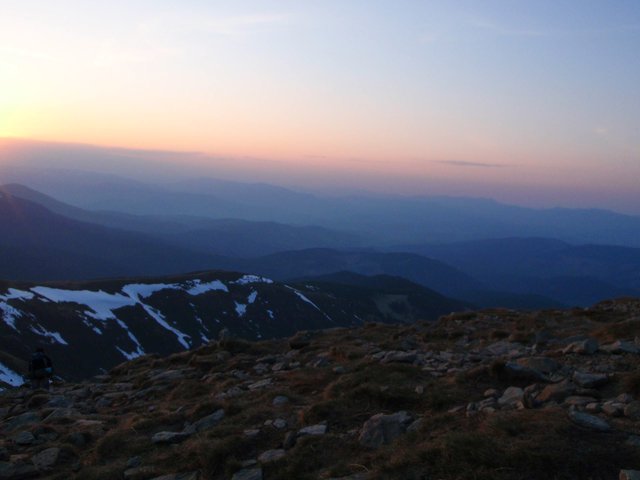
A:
[2,298,640,479]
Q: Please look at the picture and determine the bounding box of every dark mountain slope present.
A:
[0,191,223,281]
[0,270,468,381]
[399,238,640,306]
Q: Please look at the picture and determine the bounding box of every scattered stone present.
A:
[572,371,609,388]
[378,351,417,364]
[603,341,640,354]
[273,419,287,429]
[568,410,611,432]
[563,338,599,355]
[248,379,272,390]
[498,387,524,408]
[620,470,640,480]
[231,467,263,480]
[0,462,38,479]
[3,412,39,432]
[151,431,191,444]
[359,411,413,449]
[516,357,560,373]
[185,409,225,433]
[602,401,625,417]
[12,431,35,446]
[31,447,60,470]
[149,472,200,480]
[272,396,289,406]
[257,449,286,463]
[536,380,576,403]
[298,424,327,436]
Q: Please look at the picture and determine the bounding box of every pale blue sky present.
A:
[1,1,639,212]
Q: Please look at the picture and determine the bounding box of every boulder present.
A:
[184,409,224,434]
[231,468,263,480]
[151,432,191,445]
[149,473,200,480]
[298,424,327,436]
[358,411,413,449]
[516,357,560,374]
[620,470,640,480]
[498,387,524,408]
[572,371,609,388]
[31,448,60,470]
[563,338,599,355]
[0,461,38,479]
[257,449,286,463]
[536,380,576,403]
[568,410,611,432]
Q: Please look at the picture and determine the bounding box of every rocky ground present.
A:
[2,298,640,479]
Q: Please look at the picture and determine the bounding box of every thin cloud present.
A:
[437,160,510,168]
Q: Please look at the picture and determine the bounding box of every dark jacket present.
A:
[29,352,53,378]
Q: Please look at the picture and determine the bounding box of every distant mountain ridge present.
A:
[3,167,640,246]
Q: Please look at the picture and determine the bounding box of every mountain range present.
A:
[1,173,640,308]
[0,270,467,382]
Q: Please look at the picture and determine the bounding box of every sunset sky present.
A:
[1,1,639,212]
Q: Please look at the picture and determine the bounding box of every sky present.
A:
[1,1,639,213]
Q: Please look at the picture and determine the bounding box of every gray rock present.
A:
[185,409,225,433]
[501,363,548,382]
[126,456,142,469]
[563,338,599,355]
[3,412,39,432]
[298,424,327,436]
[149,472,200,480]
[572,371,609,388]
[272,396,289,406]
[568,410,611,431]
[620,470,640,480]
[258,449,286,463]
[31,447,60,470]
[516,357,560,373]
[379,351,417,364]
[498,387,524,408]
[248,379,272,390]
[232,468,263,480]
[0,462,38,479]
[536,380,576,403]
[359,411,413,449]
[151,431,191,444]
[273,419,287,429]
[603,341,640,354]
[12,432,35,446]
[602,401,625,417]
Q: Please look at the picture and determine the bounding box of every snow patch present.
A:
[247,291,258,304]
[232,275,273,285]
[0,361,24,387]
[267,309,275,320]
[29,324,68,345]
[286,286,334,323]
[235,302,247,317]
[185,279,228,295]
[0,288,35,331]
[116,346,143,361]
[31,287,136,321]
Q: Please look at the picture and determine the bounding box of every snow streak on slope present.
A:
[0,361,24,388]
[0,288,35,330]
[286,286,334,323]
